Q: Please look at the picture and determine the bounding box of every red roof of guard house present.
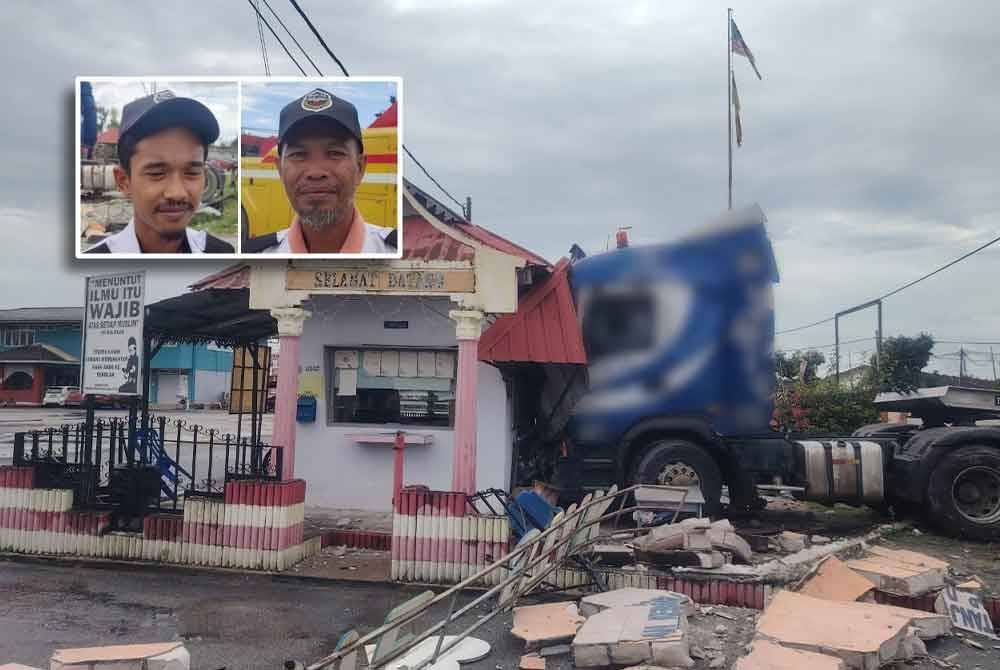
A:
[96,127,119,145]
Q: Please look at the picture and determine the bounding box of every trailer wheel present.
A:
[630,440,723,516]
[927,445,1000,541]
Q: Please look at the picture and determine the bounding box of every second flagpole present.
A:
[727,7,733,210]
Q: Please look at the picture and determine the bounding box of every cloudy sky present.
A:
[3,0,999,378]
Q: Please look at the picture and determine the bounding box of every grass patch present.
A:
[190,179,237,237]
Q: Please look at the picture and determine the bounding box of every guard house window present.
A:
[581,292,654,360]
[326,348,456,427]
[1,328,34,347]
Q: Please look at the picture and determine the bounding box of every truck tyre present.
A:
[630,440,723,516]
[927,445,1000,541]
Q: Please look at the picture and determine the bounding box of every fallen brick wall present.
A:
[322,528,392,550]
[391,487,510,585]
[0,465,316,571]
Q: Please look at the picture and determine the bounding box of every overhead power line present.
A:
[262,0,324,75]
[777,233,1000,335]
[252,0,271,76]
[247,0,308,76]
[283,0,470,218]
[287,0,350,76]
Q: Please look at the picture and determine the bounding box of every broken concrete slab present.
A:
[538,645,571,657]
[868,545,949,571]
[957,578,984,590]
[733,639,845,670]
[637,517,712,553]
[363,637,491,670]
[579,588,696,618]
[50,643,189,670]
[511,602,585,649]
[846,554,945,596]
[873,602,951,640]
[707,519,753,563]
[797,556,876,602]
[777,531,807,553]
[756,591,943,669]
[519,653,545,670]
[634,548,725,569]
[572,600,692,668]
[590,544,635,567]
[0,665,43,670]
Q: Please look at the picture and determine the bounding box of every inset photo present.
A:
[77,78,239,256]
[240,78,401,257]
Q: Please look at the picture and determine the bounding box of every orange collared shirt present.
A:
[285,207,369,253]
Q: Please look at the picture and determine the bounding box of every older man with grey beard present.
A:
[252,88,395,254]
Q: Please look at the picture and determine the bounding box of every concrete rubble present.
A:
[797,556,876,602]
[632,517,753,568]
[846,546,947,596]
[572,597,693,668]
[733,639,845,670]
[50,643,189,670]
[753,591,949,669]
[511,602,586,650]
[579,588,697,618]
[519,653,545,670]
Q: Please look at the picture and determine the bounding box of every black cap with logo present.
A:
[278,88,363,150]
[119,90,220,146]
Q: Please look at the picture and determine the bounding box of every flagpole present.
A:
[727,7,733,210]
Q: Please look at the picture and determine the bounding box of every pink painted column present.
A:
[449,309,484,495]
[270,306,310,480]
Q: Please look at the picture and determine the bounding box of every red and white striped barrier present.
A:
[0,465,315,571]
[391,487,509,585]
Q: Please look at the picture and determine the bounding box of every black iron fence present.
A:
[12,415,282,513]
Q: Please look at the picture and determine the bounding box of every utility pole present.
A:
[992,346,998,386]
[727,8,734,210]
[959,347,966,385]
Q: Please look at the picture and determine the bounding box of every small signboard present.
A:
[81,270,146,395]
[936,584,998,639]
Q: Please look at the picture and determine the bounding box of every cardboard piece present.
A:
[934,584,998,639]
[572,599,691,668]
[50,643,188,670]
[734,640,845,670]
[798,556,876,602]
[756,591,944,669]
[579,588,696,618]
[511,602,586,649]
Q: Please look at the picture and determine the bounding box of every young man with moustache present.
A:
[249,88,396,254]
[86,90,234,254]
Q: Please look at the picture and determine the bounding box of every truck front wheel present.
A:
[630,440,723,517]
[927,445,1000,541]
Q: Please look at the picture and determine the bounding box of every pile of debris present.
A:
[510,587,739,670]
[734,545,997,669]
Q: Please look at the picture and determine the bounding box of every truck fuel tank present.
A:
[796,439,887,504]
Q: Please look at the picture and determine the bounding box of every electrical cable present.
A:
[284,0,469,218]
[262,0,324,75]
[777,233,1000,335]
[253,0,271,76]
[248,0,308,76]
[287,0,350,76]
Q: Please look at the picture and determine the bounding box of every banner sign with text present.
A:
[81,270,146,395]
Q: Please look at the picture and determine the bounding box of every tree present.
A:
[873,333,935,393]
[775,349,826,382]
[95,105,110,132]
[107,107,120,130]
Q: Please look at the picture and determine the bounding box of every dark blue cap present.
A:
[119,90,220,146]
[278,88,362,150]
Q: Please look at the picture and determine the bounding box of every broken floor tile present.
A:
[511,602,585,650]
[846,554,945,596]
[519,653,544,670]
[798,556,876,602]
[572,601,691,669]
[733,639,845,670]
[756,591,937,669]
[579,588,696,618]
[50,643,189,670]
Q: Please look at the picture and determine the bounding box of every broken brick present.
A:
[519,654,545,670]
[798,556,876,602]
[511,602,585,650]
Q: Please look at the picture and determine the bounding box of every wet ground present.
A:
[0,558,996,669]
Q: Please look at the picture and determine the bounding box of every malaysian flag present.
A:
[731,18,762,80]
[732,73,743,146]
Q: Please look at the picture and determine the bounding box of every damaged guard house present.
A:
[194,182,586,509]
